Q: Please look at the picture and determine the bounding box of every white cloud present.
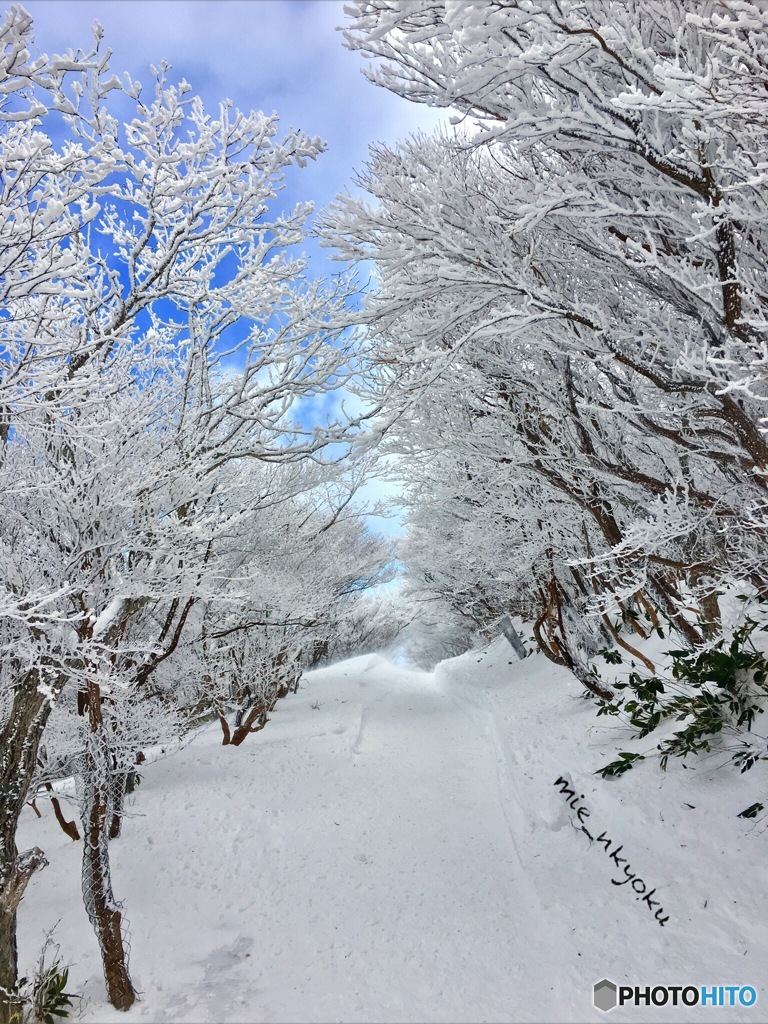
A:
[23,0,444,208]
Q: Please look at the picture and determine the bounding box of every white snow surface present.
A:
[18,642,768,1022]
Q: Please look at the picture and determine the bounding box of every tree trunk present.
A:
[689,570,721,639]
[0,670,56,1016]
[533,581,614,701]
[647,570,705,648]
[0,848,48,1023]
[108,765,141,841]
[80,682,136,1011]
[108,771,129,841]
[81,788,135,1011]
[230,703,269,746]
[218,710,232,745]
[0,902,21,1024]
[44,783,80,842]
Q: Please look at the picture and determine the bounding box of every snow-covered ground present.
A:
[18,641,768,1022]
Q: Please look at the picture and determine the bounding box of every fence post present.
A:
[499,616,527,659]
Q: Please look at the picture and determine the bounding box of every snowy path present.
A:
[149,654,567,1022]
[18,646,768,1022]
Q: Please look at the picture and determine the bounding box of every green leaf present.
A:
[596,752,645,778]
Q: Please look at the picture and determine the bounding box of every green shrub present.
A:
[595,617,768,780]
[14,934,76,1023]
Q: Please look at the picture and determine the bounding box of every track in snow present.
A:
[20,646,767,1023]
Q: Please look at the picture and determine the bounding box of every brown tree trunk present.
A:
[218,711,232,745]
[80,681,136,1011]
[107,771,130,841]
[44,783,80,842]
[598,611,656,673]
[230,703,269,746]
[689,569,721,639]
[0,902,21,1024]
[635,590,661,631]
[0,848,48,1023]
[588,573,656,673]
[533,580,614,701]
[697,589,721,639]
[0,670,56,1017]
[647,570,705,648]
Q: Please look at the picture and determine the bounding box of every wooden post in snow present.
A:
[499,616,527,659]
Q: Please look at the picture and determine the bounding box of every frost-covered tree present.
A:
[169,461,397,745]
[312,589,408,665]
[322,0,768,682]
[0,7,365,1014]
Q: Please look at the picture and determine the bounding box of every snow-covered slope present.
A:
[18,643,768,1022]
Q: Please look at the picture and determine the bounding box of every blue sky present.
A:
[22,0,438,537]
[22,0,441,213]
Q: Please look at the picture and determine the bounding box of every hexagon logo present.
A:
[593,979,618,1012]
